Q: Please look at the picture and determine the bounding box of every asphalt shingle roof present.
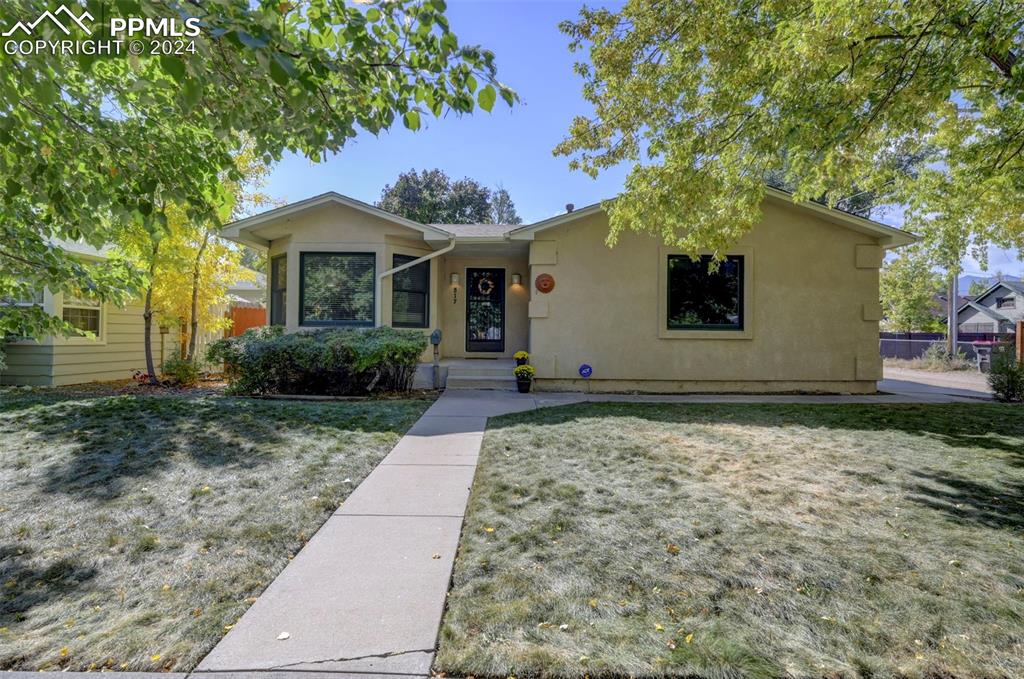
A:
[430,223,511,238]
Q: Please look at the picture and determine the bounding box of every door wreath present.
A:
[476,277,495,296]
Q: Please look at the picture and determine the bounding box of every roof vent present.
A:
[565,203,574,213]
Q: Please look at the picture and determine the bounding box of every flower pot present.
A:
[515,358,528,366]
[516,378,532,393]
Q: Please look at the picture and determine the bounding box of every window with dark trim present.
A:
[299,252,375,327]
[270,254,287,326]
[667,255,744,330]
[391,254,429,328]
[996,296,1016,309]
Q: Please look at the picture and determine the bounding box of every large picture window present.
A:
[667,255,744,331]
[270,254,287,326]
[62,294,101,336]
[300,252,375,327]
[391,254,429,328]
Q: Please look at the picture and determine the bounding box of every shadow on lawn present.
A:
[487,402,1024,531]
[1,395,409,501]
[907,470,1024,531]
[0,544,98,626]
[489,402,1024,458]
[28,398,285,500]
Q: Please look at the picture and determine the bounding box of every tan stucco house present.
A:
[221,188,915,393]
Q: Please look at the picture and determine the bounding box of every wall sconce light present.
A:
[450,272,459,304]
[450,272,460,286]
[511,273,522,286]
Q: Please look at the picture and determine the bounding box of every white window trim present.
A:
[56,293,107,345]
[3,288,54,346]
[657,245,754,340]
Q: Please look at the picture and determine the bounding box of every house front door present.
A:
[465,268,505,353]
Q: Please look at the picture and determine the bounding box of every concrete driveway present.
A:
[880,366,993,400]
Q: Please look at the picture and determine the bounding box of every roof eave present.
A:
[220,192,452,250]
[763,187,917,249]
[508,202,605,240]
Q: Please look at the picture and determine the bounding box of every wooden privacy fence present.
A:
[1018,320,1024,361]
[228,305,266,336]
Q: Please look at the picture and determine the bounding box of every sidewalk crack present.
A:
[265,647,436,671]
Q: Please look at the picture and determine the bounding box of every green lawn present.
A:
[437,403,1024,679]
[0,390,429,671]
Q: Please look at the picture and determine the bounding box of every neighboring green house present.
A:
[221,188,915,393]
[1,242,177,387]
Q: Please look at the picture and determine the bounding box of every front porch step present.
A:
[447,365,515,378]
[446,375,518,391]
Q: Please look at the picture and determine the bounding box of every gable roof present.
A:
[958,300,1010,323]
[222,186,916,250]
[507,187,916,248]
[956,280,1024,315]
[221,192,453,247]
[429,223,510,239]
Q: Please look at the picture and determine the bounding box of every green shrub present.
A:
[919,342,972,371]
[206,326,427,396]
[161,356,199,386]
[987,346,1024,403]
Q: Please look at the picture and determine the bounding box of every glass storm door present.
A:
[465,268,505,352]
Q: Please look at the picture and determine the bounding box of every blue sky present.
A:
[262,0,1021,277]
[264,1,627,224]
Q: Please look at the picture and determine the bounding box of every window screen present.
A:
[300,252,375,326]
[667,255,743,330]
[391,254,429,328]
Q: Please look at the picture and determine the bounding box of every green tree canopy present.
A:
[376,168,522,223]
[555,1,1024,267]
[1,0,513,349]
[880,249,945,332]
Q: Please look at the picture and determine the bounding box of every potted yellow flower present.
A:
[514,350,529,367]
[513,364,535,393]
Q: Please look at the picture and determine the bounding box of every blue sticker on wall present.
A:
[578,364,593,378]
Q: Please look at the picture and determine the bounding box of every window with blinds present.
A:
[62,294,101,336]
[270,254,287,326]
[391,254,429,328]
[299,252,375,326]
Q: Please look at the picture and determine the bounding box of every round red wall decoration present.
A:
[535,273,555,294]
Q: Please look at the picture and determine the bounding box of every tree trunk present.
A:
[186,231,211,363]
[947,274,959,355]
[142,240,161,385]
[143,284,157,385]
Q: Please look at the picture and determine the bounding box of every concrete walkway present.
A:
[194,382,983,678]
[194,395,526,678]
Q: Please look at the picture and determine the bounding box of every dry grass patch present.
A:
[0,391,429,671]
[437,403,1024,679]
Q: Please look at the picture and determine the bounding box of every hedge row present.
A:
[207,325,427,395]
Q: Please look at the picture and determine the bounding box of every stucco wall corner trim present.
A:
[855,244,884,269]
[862,302,883,321]
[855,354,883,381]
[529,241,558,266]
